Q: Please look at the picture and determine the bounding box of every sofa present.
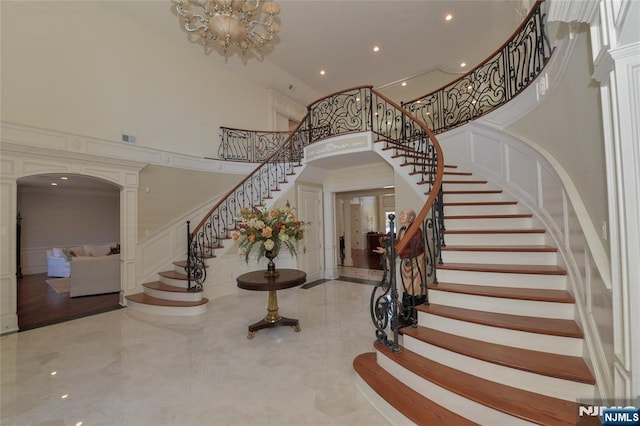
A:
[47,243,121,297]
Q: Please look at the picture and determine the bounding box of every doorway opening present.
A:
[16,174,122,330]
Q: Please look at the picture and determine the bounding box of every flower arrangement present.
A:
[232,204,306,263]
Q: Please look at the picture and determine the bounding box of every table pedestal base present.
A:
[246,289,301,339]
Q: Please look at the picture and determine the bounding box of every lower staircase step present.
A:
[401,327,595,385]
[372,341,600,425]
[353,352,477,425]
[418,303,584,338]
[126,293,208,307]
[125,293,208,316]
[439,262,567,275]
[428,282,573,303]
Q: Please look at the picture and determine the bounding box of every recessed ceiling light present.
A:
[445,14,453,21]
[60,176,68,180]
[320,70,326,76]
[51,182,58,186]
[373,46,380,52]
[401,82,407,87]
[460,62,467,67]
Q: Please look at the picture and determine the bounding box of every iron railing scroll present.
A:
[402,0,552,134]
[370,214,400,352]
[186,220,205,291]
[219,127,291,162]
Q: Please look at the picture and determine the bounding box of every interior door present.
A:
[297,185,323,282]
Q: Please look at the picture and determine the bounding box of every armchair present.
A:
[46,248,71,278]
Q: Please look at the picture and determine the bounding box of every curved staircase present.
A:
[126,260,210,316]
[354,169,599,425]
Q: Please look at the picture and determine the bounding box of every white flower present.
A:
[279,233,290,242]
[264,239,275,251]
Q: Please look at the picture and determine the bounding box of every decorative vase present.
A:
[264,249,279,277]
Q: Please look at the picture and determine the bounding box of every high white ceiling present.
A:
[103,0,530,105]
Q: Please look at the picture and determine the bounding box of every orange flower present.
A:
[248,235,256,242]
[232,233,239,241]
[270,209,280,217]
[241,208,249,215]
[262,226,273,238]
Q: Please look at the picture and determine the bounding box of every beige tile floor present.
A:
[1,268,390,426]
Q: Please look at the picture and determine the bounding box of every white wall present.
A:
[18,186,119,274]
[0,1,273,158]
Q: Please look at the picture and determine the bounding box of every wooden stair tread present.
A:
[445,213,532,219]
[418,303,583,338]
[372,341,600,425]
[420,180,488,185]
[443,189,502,194]
[439,262,567,275]
[353,352,478,426]
[442,245,557,252]
[143,281,201,293]
[158,270,188,280]
[173,260,210,268]
[445,228,546,234]
[126,293,209,307]
[402,327,594,384]
[428,282,574,303]
[444,201,517,206]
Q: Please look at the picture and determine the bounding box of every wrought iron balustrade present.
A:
[218,128,291,162]
[402,0,551,134]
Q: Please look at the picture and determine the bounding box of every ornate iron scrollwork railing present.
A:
[402,0,551,134]
[218,127,291,162]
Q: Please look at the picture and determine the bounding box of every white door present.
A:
[297,185,323,282]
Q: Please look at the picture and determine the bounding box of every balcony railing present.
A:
[402,0,551,134]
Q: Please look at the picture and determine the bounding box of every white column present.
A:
[0,176,18,333]
[609,41,640,401]
[343,199,353,266]
[323,190,338,279]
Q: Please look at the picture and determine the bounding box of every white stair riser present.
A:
[159,276,190,288]
[354,375,414,426]
[441,250,557,265]
[444,233,546,246]
[442,175,482,182]
[445,217,532,230]
[403,336,594,402]
[443,193,504,203]
[144,286,203,303]
[428,290,575,319]
[126,299,207,316]
[437,269,566,290]
[444,204,518,215]
[376,350,534,426]
[441,183,493,192]
[419,313,583,357]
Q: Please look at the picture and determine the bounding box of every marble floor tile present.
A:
[1,271,390,426]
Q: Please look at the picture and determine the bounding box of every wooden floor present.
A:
[17,273,122,331]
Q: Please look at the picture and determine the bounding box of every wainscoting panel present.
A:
[471,132,503,181]
[506,145,538,206]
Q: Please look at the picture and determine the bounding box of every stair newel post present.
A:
[186,220,192,290]
[388,215,400,352]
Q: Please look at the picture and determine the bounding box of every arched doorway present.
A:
[16,174,122,329]
[0,148,145,334]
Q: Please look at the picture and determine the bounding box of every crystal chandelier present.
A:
[171,0,281,58]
